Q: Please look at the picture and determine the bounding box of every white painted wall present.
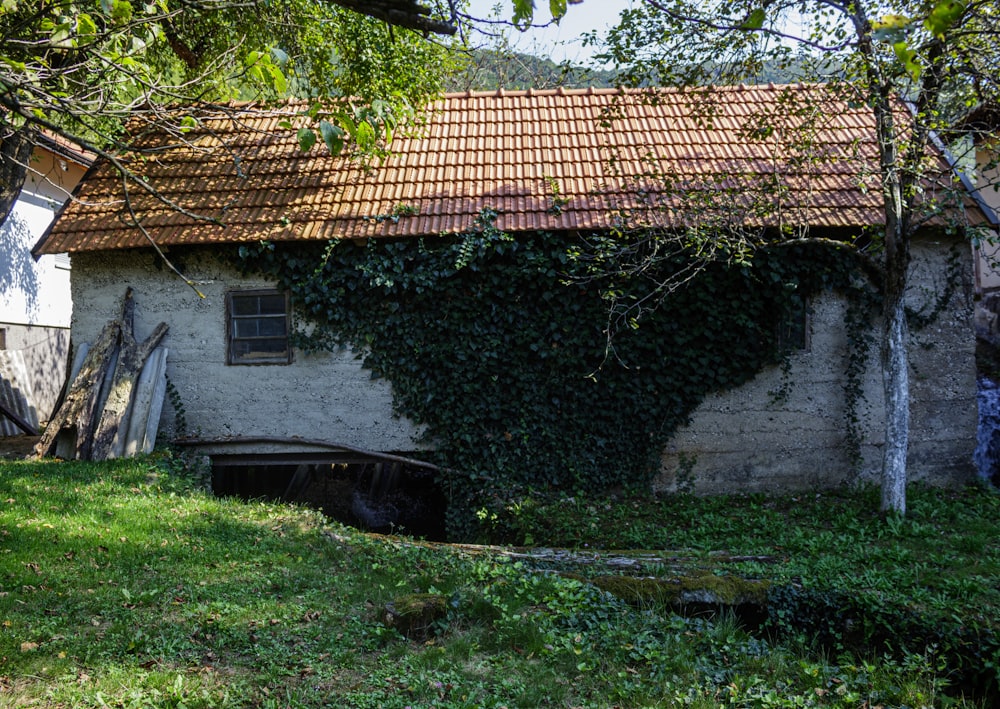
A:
[0,147,83,329]
[1,145,87,424]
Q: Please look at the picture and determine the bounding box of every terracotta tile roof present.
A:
[35,84,971,255]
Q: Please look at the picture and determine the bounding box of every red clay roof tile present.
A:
[36,84,977,255]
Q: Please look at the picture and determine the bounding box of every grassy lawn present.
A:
[1,453,998,707]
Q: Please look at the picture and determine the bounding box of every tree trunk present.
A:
[0,126,35,225]
[880,288,909,515]
[877,135,912,516]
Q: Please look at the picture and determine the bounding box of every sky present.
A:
[462,0,635,65]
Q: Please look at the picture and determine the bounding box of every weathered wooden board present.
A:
[36,289,169,460]
[90,289,168,459]
[122,346,168,457]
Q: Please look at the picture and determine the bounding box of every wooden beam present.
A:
[0,398,38,436]
[174,435,439,471]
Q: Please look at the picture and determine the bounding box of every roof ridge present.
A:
[446,87,623,100]
[443,83,826,101]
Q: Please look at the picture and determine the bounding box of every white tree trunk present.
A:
[881,294,909,515]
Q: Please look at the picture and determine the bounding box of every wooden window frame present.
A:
[226,289,292,365]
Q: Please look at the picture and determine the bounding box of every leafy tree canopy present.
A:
[0,0,462,221]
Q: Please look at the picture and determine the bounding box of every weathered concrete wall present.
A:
[69,250,424,453]
[71,235,976,493]
[657,235,977,493]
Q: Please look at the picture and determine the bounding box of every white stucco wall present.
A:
[1,147,87,424]
[969,142,1000,292]
[0,148,83,329]
[69,250,424,453]
[658,235,977,493]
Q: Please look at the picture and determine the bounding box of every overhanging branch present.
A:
[328,0,457,35]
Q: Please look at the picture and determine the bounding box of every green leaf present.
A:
[297,127,317,152]
[892,41,921,81]
[925,0,966,38]
[871,13,912,43]
[355,121,376,151]
[179,115,198,133]
[318,120,345,155]
[265,63,287,94]
[111,0,133,24]
[741,8,766,30]
[549,0,567,21]
[512,0,534,28]
[50,22,73,48]
[76,13,97,40]
[270,46,289,67]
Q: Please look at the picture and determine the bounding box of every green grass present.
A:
[1,454,997,707]
[491,484,1000,620]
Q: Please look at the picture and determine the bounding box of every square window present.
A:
[226,290,292,365]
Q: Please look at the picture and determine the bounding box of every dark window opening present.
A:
[210,456,447,541]
[226,290,291,365]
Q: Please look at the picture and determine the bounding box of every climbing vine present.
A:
[235,214,879,538]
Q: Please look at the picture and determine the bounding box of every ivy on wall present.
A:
[235,213,879,536]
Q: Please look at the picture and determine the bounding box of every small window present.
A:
[0,328,6,350]
[226,290,291,365]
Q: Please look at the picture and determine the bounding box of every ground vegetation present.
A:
[1,455,997,706]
